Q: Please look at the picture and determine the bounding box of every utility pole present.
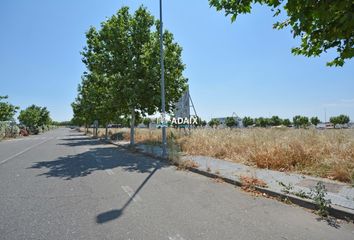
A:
[324,108,327,123]
[159,0,167,158]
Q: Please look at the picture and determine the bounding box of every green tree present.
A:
[80,6,187,145]
[209,0,354,66]
[330,114,350,128]
[143,118,151,127]
[282,118,291,127]
[18,105,41,128]
[329,116,339,128]
[338,114,350,124]
[0,96,19,121]
[116,116,131,128]
[293,115,301,128]
[255,117,269,128]
[225,117,236,128]
[293,115,309,128]
[310,116,320,126]
[242,116,254,127]
[39,107,51,126]
[71,98,89,128]
[18,105,52,130]
[72,71,116,138]
[208,119,220,128]
[270,115,282,126]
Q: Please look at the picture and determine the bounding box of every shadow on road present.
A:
[57,138,102,147]
[96,166,159,224]
[29,136,167,180]
[316,217,341,229]
[30,134,166,222]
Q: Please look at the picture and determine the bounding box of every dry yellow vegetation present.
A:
[81,127,354,183]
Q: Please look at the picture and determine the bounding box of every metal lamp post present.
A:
[159,0,167,158]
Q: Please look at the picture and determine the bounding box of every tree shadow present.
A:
[57,136,102,147]
[29,137,168,180]
[60,137,94,141]
[67,130,87,136]
[29,134,167,223]
[316,216,341,229]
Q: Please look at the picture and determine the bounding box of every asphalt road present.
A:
[1,128,353,240]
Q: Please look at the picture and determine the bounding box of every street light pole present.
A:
[159,0,167,158]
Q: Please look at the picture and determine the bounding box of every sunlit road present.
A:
[1,128,353,240]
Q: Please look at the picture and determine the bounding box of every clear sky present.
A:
[1,0,353,122]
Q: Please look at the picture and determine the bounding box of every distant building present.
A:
[335,123,350,129]
[149,122,157,129]
[137,123,147,128]
[315,122,353,129]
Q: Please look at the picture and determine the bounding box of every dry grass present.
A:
[240,176,268,191]
[80,127,354,183]
[175,159,199,170]
[178,128,354,183]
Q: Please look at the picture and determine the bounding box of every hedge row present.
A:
[0,122,20,139]
[0,122,57,140]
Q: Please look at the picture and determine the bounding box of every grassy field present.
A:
[82,127,354,183]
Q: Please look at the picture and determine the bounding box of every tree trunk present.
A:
[130,108,135,146]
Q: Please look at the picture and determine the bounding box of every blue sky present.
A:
[1,0,353,122]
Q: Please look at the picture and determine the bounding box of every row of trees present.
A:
[18,105,52,129]
[72,6,188,144]
[207,115,351,128]
[329,115,350,128]
[134,114,351,129]
[0,95,53,137]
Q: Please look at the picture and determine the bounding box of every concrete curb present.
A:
[187,167,354,221]
[107,140,354,221]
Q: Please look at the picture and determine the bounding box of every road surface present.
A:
[0,128,353,239]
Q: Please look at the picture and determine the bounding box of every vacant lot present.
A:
[83,127,354,183]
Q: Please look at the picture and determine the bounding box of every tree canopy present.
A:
[208,119,220,127]
[0,96,19,122]
[293,115,309,128]
[330,114,350,127]
[18,105,51,128]
[269,115,282,126]
[282,118,291,126]
[254,117,269,127]
[225,117,237,127]
[242,116,254,127]
[74,6,188,144]
[209,0,354,66]
[310,116,320,126]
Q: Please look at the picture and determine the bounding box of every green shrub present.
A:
[0,122,6,139]
[41,125,48,132]
[6,125,20,137]
[0,122,20,139]
[311,182,331,217]
[29,126,41,135]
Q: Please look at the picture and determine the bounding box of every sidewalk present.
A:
[110,140,354,219]
[182,155,354,210]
